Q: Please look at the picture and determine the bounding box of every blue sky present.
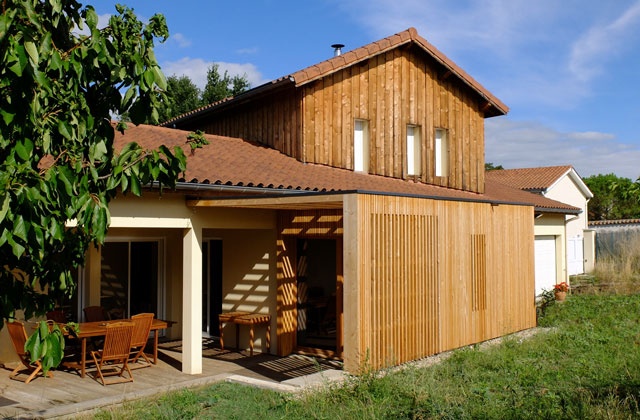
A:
[95,1,640,180]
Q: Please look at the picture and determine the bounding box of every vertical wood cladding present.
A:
[351,195,535,370]
[180,45,489,194]
[182,88,302,160]
[300,46,487,193]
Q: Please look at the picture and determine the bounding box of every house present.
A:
[487,166,594,295]
[1,28,579,373]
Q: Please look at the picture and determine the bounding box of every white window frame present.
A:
[435,128,449,177]
[354,119,370,172]
[406,125,421,176]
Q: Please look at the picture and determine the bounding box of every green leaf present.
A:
[15,139,34,161]
[121,86,136,110]
[39,320,49,338]
[90,140,108,161]
[9,236,25,258]
[24,41,39,65]
[57,167,74,196]
[8,45,27,76]
[50,0,62,13]
[130,174,141,196]
[13,214,27,242]
[1,110,15,125]
[0,194,10,223]
[85,7,98,29]
[58,120,73,140]
[152,66,167,90]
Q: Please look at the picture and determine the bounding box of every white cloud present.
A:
[160,57,267,89]
[169,33,191,48]
[486,118,640,179]
[569,1,640,82]
[236,47,259,55]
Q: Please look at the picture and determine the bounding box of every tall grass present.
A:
[586,234,640,294]
[90,293,640,419]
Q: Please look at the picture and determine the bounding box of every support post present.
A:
[182,222,203,374]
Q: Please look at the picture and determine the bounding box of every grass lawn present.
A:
[91,294,640,419]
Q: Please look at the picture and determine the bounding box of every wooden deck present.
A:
[0,338,342,419]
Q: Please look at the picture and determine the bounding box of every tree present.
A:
[583,174,640,220]
[201,64,250,105]
[157,75,202,124]
[0,1,198,327]
[157,68,250,123]
[485,162,504,171]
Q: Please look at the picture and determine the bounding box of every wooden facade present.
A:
[342,194,535,371]
[274,196,536,372]
[299,46,486,192]
[178,45,487,193]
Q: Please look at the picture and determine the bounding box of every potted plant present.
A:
[553,282,570,301]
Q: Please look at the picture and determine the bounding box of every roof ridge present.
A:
[288,27,507,115]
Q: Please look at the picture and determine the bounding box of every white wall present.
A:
[545,173,591,275]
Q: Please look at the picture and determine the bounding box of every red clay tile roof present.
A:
[115,123,579,214]
[290,27,508,115]
[162,27,508,127]
[485,166,573,192]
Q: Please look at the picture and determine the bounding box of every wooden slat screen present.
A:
[367,213,439,368]
[276,209,343,356]
[347,194,536,371]
[275,237,297,355]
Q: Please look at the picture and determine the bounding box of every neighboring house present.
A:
[487,166,594,295]
[1,28,578,373]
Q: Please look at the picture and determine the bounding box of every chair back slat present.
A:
[101,322,134,361]
[7,321,28,358]
[130,313,154,348]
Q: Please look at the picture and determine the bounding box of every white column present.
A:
[182,221,203,374]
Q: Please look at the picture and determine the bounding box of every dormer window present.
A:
[354,119,370,172]
[435,128,449,177]
[406,125,421,176]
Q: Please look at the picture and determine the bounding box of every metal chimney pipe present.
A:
[331,44,345,57]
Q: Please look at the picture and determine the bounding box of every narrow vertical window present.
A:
[407,125,421,176]
[354,119,369,172]
[435,128,449,177]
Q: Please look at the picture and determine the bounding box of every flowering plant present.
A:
[553,282,570,293]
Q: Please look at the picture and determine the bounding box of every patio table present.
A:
[218,312,271,356]
[66,318,171,378]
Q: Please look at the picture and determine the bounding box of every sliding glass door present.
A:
[100,240,161,319]
[202,239,223,337]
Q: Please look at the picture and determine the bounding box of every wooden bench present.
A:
[218,312,271,356]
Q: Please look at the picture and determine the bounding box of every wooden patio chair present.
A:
[46,310,67,324]
[129,313,154,369]
[83,305,107,322]
[90,321,135,385]
[6,321,53,384]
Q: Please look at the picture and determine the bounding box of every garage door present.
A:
[535,236,557,296]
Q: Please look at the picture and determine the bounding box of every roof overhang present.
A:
[183,186,581,215]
